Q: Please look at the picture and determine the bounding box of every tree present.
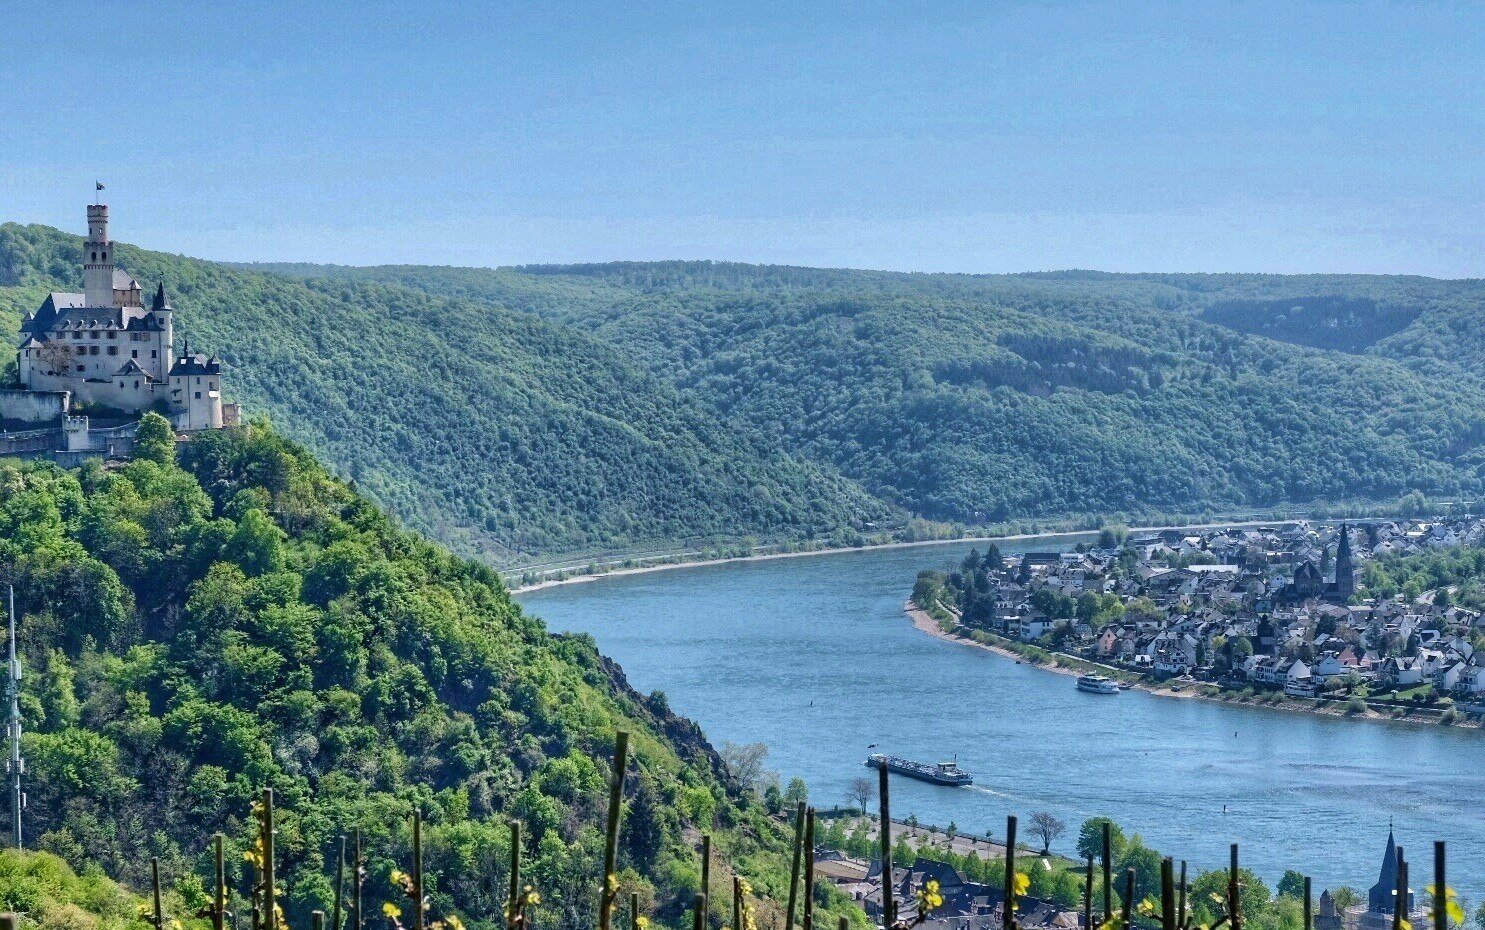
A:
[846,776,874,813]
[1117,836,1165,905]
[1277,871,1306,899]
[1189,868,1271,926]
[718,741,770,794]
[1227,636,1254,664]
[1030,812,1066,855]
[1332,887,1361,914]
[784,777,809,808]
[134,412,176,465]
[1077,818,1126,863]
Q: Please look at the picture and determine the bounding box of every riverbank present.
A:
[904,602,1482,729]
[510,514,1372,594]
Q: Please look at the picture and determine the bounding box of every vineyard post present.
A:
[601,732,630,930]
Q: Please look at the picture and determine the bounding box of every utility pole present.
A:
[6,586,22,849]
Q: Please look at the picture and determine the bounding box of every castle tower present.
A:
[151,283,176,380]
[82,203,114,307]
[1335,523,1355,599]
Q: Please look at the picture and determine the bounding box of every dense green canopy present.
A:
[0,420,812,928]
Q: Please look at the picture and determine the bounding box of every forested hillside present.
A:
[260,261,1485,526]
[0,419,822,928]
[0,225,888,565]
[10,217,1485,566]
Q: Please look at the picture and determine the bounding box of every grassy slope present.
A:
[0,225,890,566]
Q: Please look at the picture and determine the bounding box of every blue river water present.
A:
[517,539,1485,896]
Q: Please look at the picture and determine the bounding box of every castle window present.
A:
[106,331,116,339]
[89,345,99,356]
[150,350,157,358]
[75,365,84,372]
[101,251,106,261]
[132,350,138,359]
[194,391,201,399]
[91,252,97,261]
[134,380,140,389]
[107,346,117,356]
[90,331,99,339]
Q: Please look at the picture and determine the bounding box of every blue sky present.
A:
[2,1,1481,275]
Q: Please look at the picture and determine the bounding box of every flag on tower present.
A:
[95,181,104,191]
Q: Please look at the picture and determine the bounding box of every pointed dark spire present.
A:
[1368,829,1400,913]
[151,282,171,312]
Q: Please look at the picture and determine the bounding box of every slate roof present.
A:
[169,353,221,377]
[113,359,156,380]
[23,291,165,335]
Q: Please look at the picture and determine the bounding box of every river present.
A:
[517,538,1485,896]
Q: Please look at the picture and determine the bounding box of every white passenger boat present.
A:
[1077,673,1120,695]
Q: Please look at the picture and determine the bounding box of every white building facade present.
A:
[16,201,227,430]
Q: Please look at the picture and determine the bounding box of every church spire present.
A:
[152,282,172,312]
[1335,523,1356,598]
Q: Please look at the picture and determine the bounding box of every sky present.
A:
[1,1,1482,276]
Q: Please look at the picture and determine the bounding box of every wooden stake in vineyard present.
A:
[701,833,712,927]
[353,829,364,930]
[1228,845,1241,930]
[1003,816,1018,930]
[802,809,815,930]
[786,802,806,930]
[509,821,522,929]
[1433,842,1446,930]
[1178,861,1187,930]
[211,833,228,930]
[879,765,895,930]
[332,835,346,930]
[1083,856,1093,930]
[1101,823,1113,926]
[263,789,278,930]
[1161,857,1175,930]
[150,856,164,930]
[600,732,630,930]
[416,811,428,930]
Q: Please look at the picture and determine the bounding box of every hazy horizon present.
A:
[4,1,1482,276]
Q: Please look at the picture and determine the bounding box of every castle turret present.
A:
[151,282,176,378]
[83,204,114,307]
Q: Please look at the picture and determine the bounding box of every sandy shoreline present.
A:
[510,516,1337,595]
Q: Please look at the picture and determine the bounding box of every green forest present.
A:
[9,223,1485,567]
[0,417,838,929]
[250,260,1485,530]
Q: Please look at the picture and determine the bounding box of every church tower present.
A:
[83,203,114,307]
[1335,523,1355,599]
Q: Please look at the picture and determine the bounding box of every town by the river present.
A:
[518,536,1485,896]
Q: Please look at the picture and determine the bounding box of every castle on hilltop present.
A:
[1,199,236,461]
